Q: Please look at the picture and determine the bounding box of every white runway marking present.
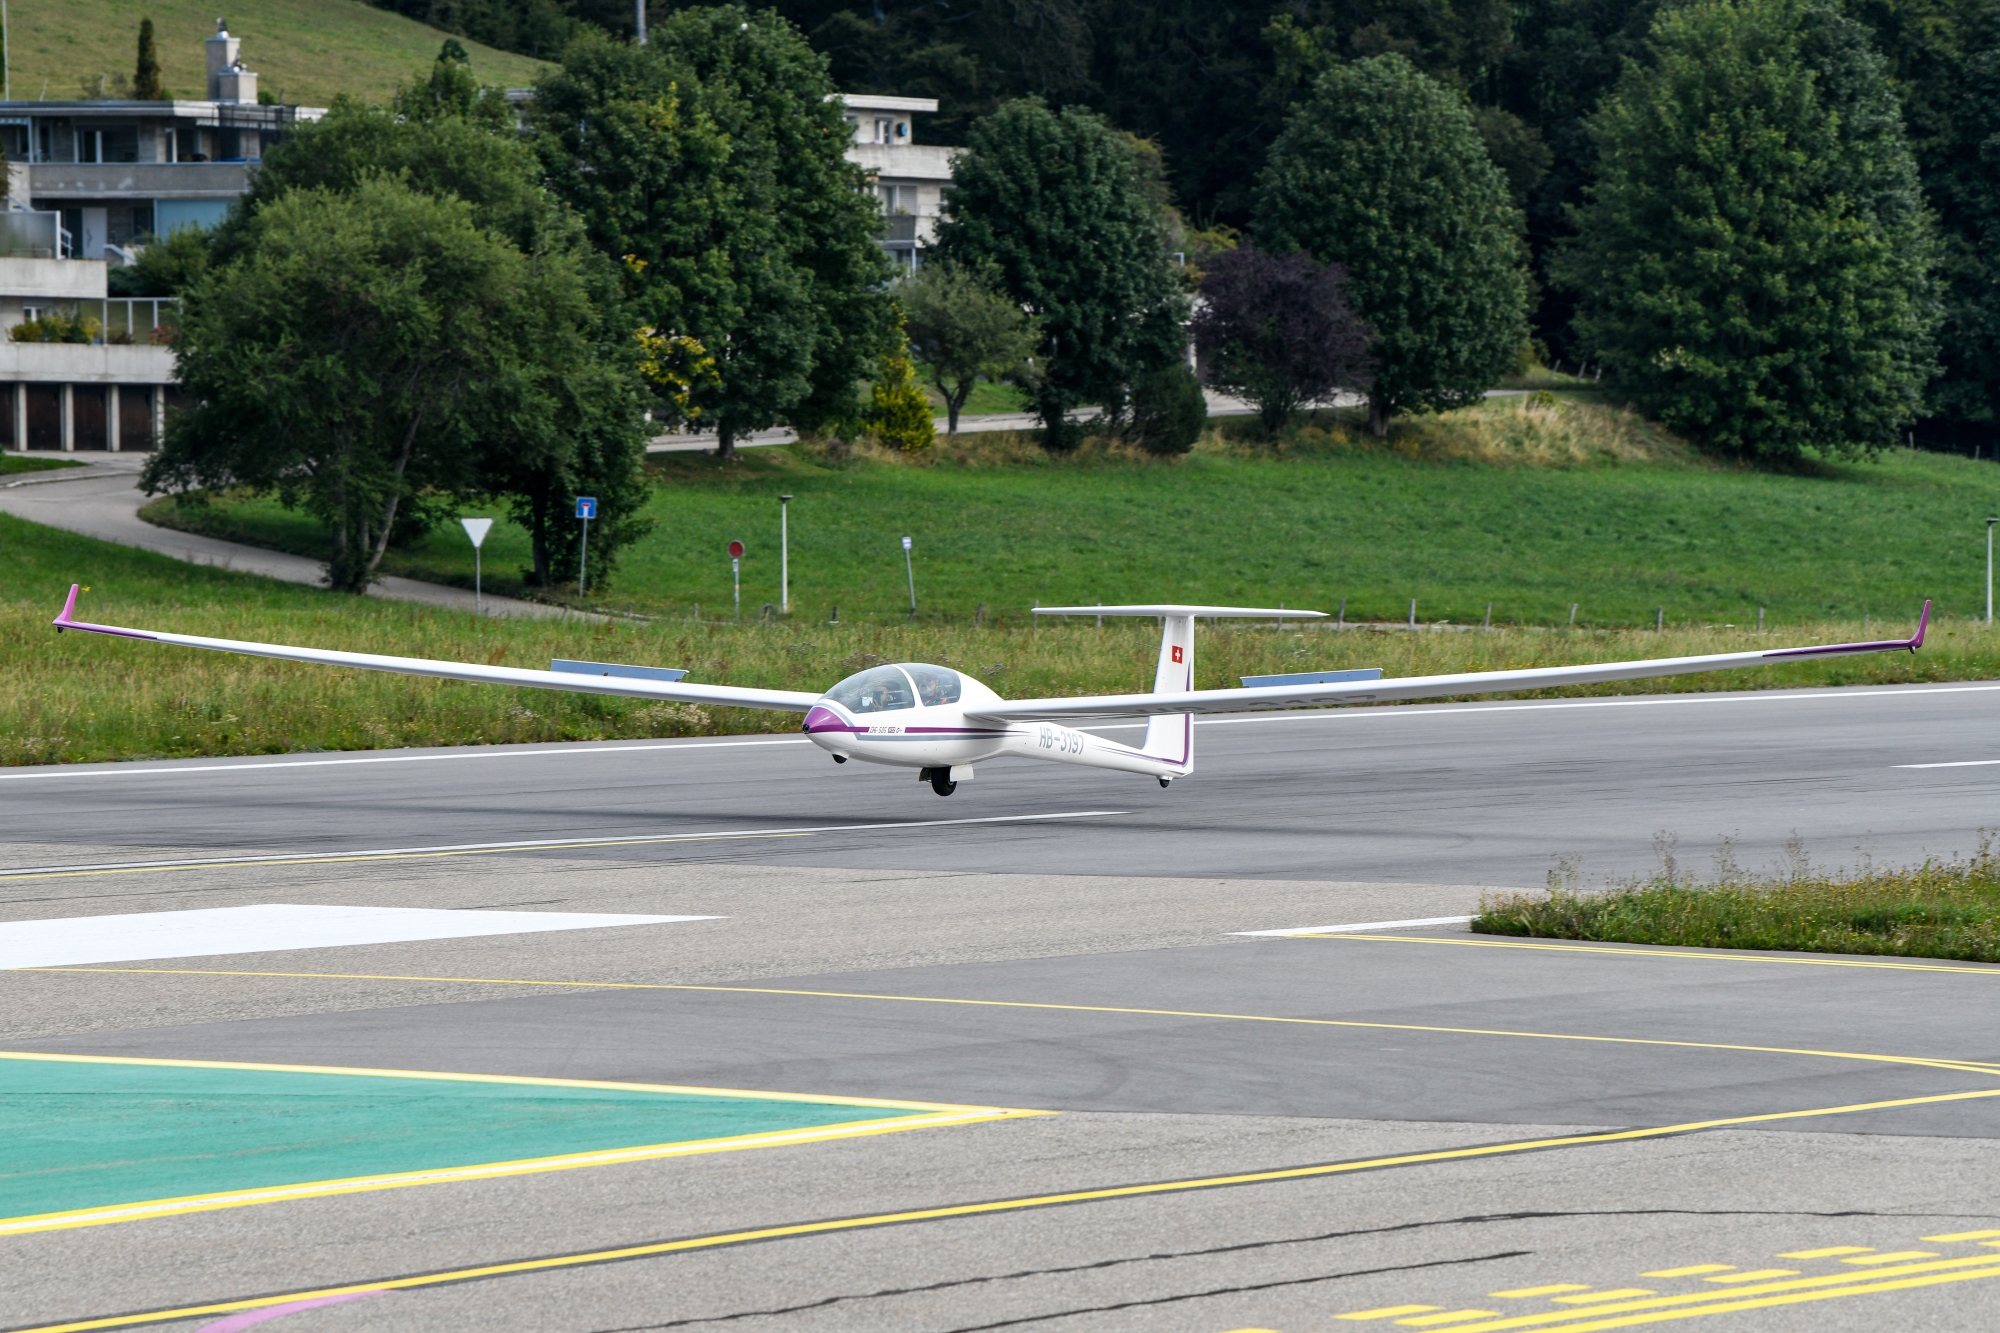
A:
[0,737,811,782]
[0,811,1131,879]
[0,904,715,969]
[1235,915,1476,937]
[1894,758,2000,769]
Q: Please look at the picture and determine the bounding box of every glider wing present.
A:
[966,603,1931,723]
[50,586,821,713]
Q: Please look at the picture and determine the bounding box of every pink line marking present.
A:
[197,1291,386,1331]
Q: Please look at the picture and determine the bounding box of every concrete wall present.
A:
[0,258,107,301]
[27,162,250,201]
[0,342,174,385]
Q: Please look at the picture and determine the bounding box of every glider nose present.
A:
[802,705,846,735]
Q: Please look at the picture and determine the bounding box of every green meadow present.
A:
[145,396,2000,630]
[7,391,1998,765]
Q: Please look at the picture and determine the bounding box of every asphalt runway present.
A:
[8,679,2000,886]
[6,681,2000,1332]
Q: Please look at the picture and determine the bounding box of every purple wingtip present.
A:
[53,583,78,629]
[1910,599,1931,651]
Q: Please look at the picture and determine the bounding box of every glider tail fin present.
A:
[1142,613,1195,773]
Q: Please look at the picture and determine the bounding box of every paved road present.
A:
[0,454,574,618]
[6,681,2000,1332]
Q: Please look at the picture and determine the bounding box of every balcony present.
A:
[26,162,251,201]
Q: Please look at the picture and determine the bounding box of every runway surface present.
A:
[6,681,2000,1332]
[7,680,2000,885]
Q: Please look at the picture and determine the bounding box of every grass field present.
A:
[0,456,81,475]
[5,505,1989,765]
[1474,843,2000,963]
[11,0,543,107]
[144,395,2000,630]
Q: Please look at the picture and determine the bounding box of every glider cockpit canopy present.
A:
[822,663,964,713]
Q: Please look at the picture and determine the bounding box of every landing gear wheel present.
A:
[931,775,957,796]
[1158,777,1172,788]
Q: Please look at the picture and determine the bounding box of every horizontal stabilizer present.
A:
[1034,604,1325,620]
[1240,667,1383,688]
[551,659,689,683]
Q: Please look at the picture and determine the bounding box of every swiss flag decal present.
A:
[1171,646,1184,663]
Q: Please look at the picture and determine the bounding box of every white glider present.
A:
[52,588,1928,796]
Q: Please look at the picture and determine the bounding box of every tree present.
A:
[145,178,595,593]
[1257,55,1527,435]
[531,12,896,458]
[133,18,164,100]
[864,340,937,450]
[898,264,1039,435]
[1127,362,1207,454]
[108,226,209,298]
[208,47,654,588]
[931,98,1187,450]
[1192,244,1373,436]
[1557,0,1939,462]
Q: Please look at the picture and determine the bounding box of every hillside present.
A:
[8,0,546,107]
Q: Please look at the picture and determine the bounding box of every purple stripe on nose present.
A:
[803,706,846,734]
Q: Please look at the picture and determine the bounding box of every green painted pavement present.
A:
[0,1056,928,1220]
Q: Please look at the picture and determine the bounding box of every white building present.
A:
[839,94,957,270]
[0,22,322,452]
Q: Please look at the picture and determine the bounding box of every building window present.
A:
[76,130,103,164]
[108,205,154,248]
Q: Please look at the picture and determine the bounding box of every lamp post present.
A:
[779,494,792,615]
[1988,517,1998,623]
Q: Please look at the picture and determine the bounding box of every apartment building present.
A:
[0,21,323,451]
[840,94,957,270]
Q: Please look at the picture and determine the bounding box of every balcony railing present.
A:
[94,298,179,342]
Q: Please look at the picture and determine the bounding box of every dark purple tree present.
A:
[1191,245,1374,437]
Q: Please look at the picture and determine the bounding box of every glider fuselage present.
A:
[800,669,1185,780]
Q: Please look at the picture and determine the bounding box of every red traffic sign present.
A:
[728,540,744,559]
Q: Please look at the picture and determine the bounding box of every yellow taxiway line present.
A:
[25,967,2000,1080]
[14,1086,2000,1333]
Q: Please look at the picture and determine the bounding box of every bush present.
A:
[1128,363,1207,455]
[1191,244,1372,437]
[866,350,936,452]
[10,312,100,343]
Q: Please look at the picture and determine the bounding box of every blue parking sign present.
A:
[575,496,597,520]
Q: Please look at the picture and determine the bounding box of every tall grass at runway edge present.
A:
[4,513,1990,765]
[1475,841,2000,962]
